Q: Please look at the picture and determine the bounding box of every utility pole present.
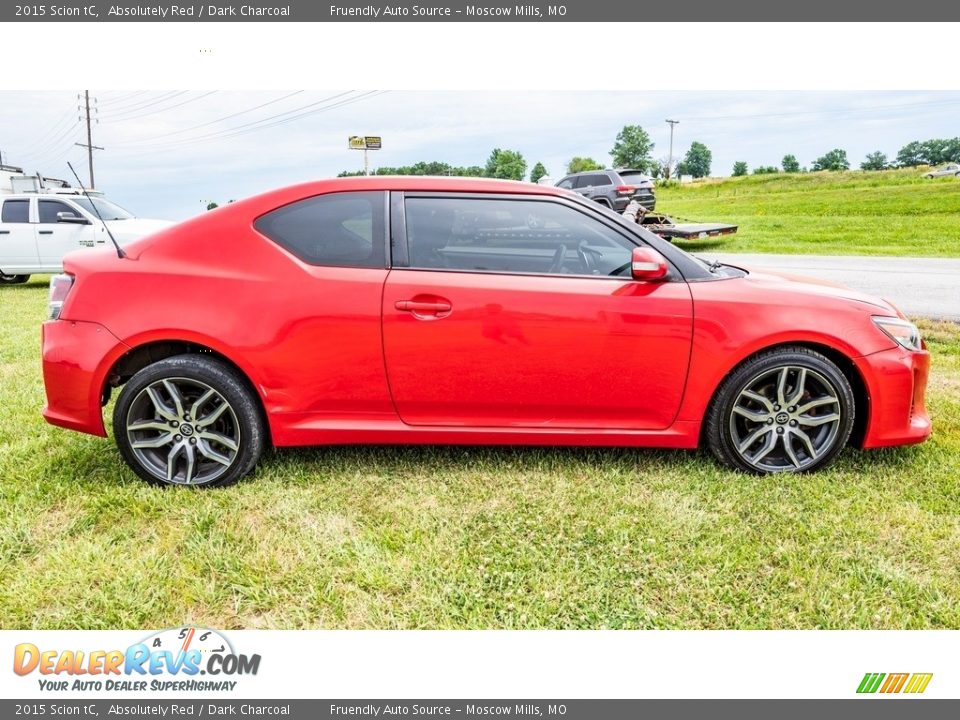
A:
[666,119,679,180]
[75,90,103,188]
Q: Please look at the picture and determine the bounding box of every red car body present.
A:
[41,177,931,464]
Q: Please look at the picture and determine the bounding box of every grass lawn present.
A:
[658,168,960,257]
[1,277,959,630]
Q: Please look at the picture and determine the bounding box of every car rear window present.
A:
[617,172,650,186]
[254,191,386,268]
[1,199,29,223]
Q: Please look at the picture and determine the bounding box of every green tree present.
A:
[485,148,527,180]
[680,141,712,178]
[566,156,603,174]
[860,151,888,171]
[206,202,219,211]
[812,148,850,172]
[338,161,485,178]
[781,154,800,173]
[530,162,548,184]
[732,161,749,177]
[610,125,655,173]
[753,166,779,175]
[896,141,925,167]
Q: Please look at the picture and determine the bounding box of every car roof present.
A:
[561,169,615,177]
[246,175,567,206]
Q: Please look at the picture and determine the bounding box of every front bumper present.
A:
[42,319,129,437]
[856,345,931,448]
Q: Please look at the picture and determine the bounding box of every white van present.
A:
[0,192,171,284]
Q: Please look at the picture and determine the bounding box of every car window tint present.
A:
[618,172,648,186]
[557,178,575,189]
[38,200,78,224]
[405,197,635,278]
[1,199,30,223]
[254,191,385,268]
[590,173,613,186]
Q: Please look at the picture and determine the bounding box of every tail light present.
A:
[48,274,74,320]
[616,185,636,194]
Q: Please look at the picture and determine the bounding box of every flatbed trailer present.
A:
[622,201,738,242]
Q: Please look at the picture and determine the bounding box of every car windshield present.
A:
[70,196,135,221]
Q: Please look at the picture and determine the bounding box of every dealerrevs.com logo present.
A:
[857,673,933,695]
[13,627,261,693]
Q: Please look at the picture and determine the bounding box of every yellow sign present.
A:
[349,136,382,150]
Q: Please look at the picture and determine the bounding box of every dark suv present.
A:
[556,169,656,212]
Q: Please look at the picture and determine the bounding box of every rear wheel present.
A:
[0,274,29,284]
[705,347,855,474]
[113,355,265,487]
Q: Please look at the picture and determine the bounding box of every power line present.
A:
[98,91,190,119]
[97,90,150,106]
[19,118,82,165]
[113,90,364,151]
[112,91,388,160]
[101,91,218,124]
[112,90,305,145]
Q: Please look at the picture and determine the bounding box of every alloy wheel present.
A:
[728,365,842,472]
[125,377,241,485]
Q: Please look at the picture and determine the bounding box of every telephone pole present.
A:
[666,119,679,180]
[75,90,103,188]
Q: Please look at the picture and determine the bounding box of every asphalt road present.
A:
[704,253,960,321]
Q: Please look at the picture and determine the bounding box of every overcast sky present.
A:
[3,90,959,221]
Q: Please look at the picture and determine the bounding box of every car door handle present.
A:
[38,230,53,235]
[395,300,452,313]
[0,230,9,235]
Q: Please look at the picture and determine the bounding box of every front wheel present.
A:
[705,347,855,474]
[0,274,30,284]
[113,355,265,487]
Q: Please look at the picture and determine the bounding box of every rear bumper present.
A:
[631,191,656,211]
[42,319,129,437]
[856,345,931,449]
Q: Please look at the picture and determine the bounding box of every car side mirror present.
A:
[57,212,90,225]
[631,246,668,281]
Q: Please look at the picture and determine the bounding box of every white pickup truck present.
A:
[1,168,171,284]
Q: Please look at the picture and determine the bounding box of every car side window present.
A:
[1,199,30,223]
[254,191,385,268]
[404,196,636,278]
[591,173,613,186]
[38,200,80,224]
[557,178,575,189]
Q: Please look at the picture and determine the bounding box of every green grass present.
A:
[1,277,959,629]
[658,168,960,256]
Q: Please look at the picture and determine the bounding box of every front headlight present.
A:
[872,316,922,351]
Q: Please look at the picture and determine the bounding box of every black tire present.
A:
[113,355,265,487]
[705,347,855,474]
[0,274,30,284]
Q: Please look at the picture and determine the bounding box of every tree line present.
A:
[733,138,960,176]
[338,129,960,183]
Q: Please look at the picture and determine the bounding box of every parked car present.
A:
[41,176,931,487]
[0,193,171,284]
[556,169,656,212]
[924,163,960,178]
